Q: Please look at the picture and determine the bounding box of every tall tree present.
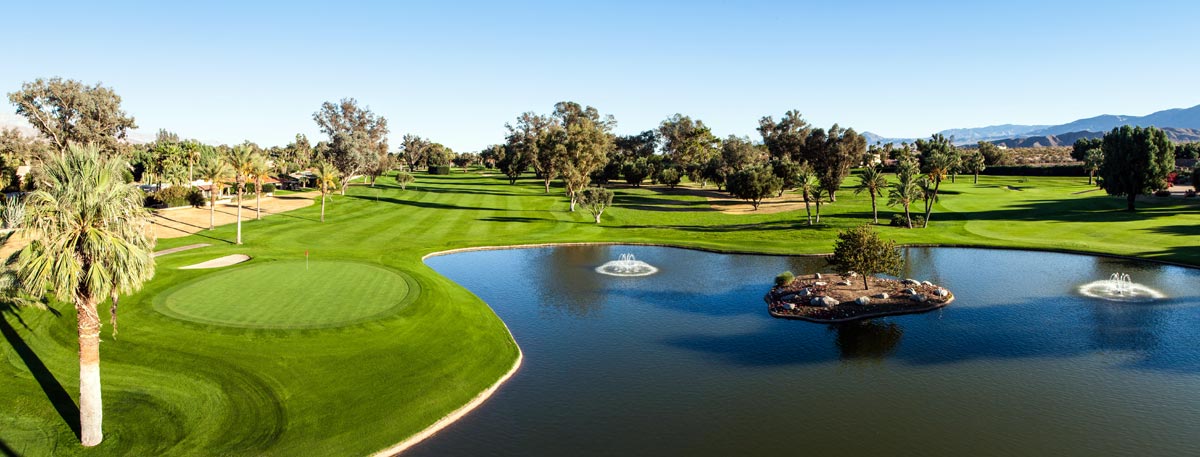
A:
[915,134,955,227]
[757,110,811,162]
[399,134,429,171]
[614,130,659,161]
[505,112,556,192]
[804,125,865,202]
[659,114,718,169]
[795,162,817,225]
[196,156,232,230]
[888,157,921,229]
[963,149,987,184]
[1084,148,1103,186]
[7,78,138,152]
[579,187,615,223]
[324,131,376,195]
[1072,137,1104,161]
[854,165,888,224]
[976,140,1009,165]
[726,166,782,210]
[315,162,340,222]
[496,143,530,184]
[313,97,389,160]
[226,146,258,244]
[1099,126,1174,211]
[552,102,616,211]
[12,144,155,446]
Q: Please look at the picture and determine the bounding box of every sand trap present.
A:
[180,254,251,269]
[153,243,211,258]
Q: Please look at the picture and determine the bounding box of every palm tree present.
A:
[1084,148,1103,186]
[315,162,340,222]
[854,165,888,224]
[12,144,155,447]
[225,146,258,244]
[812,181,830,224]
[249,156,271,221]
[888,158,920,229]
[196,156,232,230]
[795,163,816,225]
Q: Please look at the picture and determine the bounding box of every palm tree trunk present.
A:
[815,201,822,223]
[256,187,262,221]
[923,180,940,228]
[870,194,878,224]
[77,296,103,446]
[321,192,327,222]
[235,186,243,245]
[974,173,979,184]
[209,192,216,230]
[803,196,812,225]
[904,204,913,229]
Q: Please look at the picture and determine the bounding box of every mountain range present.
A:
[863,104,1200,146]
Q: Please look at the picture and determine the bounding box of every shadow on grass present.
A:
[477,216,548,223]
[346,195,508,212]
[0,303,80,439]
[0,437,18,457]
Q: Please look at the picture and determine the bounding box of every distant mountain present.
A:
[984,127,1200,148]
[865,104,1200,146]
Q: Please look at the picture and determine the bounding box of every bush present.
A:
[889,213,925,228]
[774,271,795,287]
[395,171,415,190]
[261,183,276,193]
[428,165,451,175]
[147,186,205,208]
[1153,189,1172,197]
[657,168,682,188]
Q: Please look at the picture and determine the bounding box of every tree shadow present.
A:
[950,196,1199,223]
[0,303,80,439]
[346,195,508,212]
[0,437,18,457]
[476,216,547,224]
[615,194,715,213]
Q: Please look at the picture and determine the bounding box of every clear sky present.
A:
[5,0,1199,151]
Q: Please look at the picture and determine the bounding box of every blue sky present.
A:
[5,0,1199,150]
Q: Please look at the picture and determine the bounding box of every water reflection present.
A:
[831,320,904,360]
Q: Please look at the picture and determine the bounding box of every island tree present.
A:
[1099,126,1174,211]
[8,78,137,152]
[12,144,155,446]
[829,224,904,291]
[579,187,615,223]
[854,165,888,223]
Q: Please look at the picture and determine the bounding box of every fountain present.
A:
[595,253,658,277]
[1077,272,1165,302]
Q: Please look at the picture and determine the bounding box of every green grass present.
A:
[1,170,1198,455]
[154,260,415,329]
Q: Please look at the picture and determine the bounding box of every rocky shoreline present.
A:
[766,273,954,323]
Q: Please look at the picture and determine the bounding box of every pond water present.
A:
[411,246,1200,457]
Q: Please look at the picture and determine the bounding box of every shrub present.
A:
[261,183,276,193]
[889,213,925,228]
[657,168,682,188]
[1,195,25,229]
[1153,189,1172,197]
[428,165,451,175]
[148,186,204,208]
[980,165,1085,177]
[774,271,795,287]
[396,171,415,190]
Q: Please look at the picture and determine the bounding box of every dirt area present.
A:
[152,191,320,239]
[766,272,954,323]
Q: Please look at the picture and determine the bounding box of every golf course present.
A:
[1,170,1198,456]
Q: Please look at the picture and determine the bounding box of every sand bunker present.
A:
[180,254,251,269]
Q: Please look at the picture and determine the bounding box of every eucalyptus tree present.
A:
[11,144,155,447]
[888,158,921,229]
[804,124,865,202]
[325,131,376,195]
[505,112,556,192]
[226,146,258,244]
[313,97,389,161]
[399,134,430,171]
[315,162,340,222]
[854,165,888,223]
[196,156,232,230]
[757,110,811,162]
[659,113,718,172]
[496,143,530,184]
[726,166,782,210]
[7,78,137,152]
[1099,126,1174,211]
[552,101,616,211]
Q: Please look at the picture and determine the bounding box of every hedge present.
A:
[979,165,1085,176]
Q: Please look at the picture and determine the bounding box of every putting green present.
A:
[155,260,415,329]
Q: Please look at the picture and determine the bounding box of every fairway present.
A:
[156,260,415,329]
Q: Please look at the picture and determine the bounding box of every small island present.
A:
[766,272,954,323]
